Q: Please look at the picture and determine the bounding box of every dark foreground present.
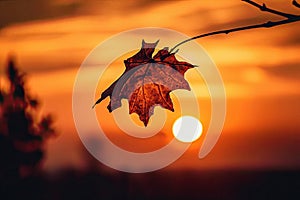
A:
[1,169,299,200]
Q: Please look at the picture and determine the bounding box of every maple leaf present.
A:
[93,40,195,126]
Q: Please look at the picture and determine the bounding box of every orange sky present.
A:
[0,0,300,172]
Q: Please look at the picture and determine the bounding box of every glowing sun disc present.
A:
[172,116,203,143]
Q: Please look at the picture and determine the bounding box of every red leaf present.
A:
[93,40,195,126]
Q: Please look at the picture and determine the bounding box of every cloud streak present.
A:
[0,0,82,29]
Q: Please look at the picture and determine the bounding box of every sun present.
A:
[172,116,203,143]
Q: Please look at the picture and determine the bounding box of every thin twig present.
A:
[293,0,300,8]
[242,0,297,18]
[169,0,300,54]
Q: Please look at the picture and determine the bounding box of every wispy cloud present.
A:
[0,0,82,28]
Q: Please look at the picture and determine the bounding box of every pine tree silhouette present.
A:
[0,57,56,180]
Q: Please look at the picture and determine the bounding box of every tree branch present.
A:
[169,0,300,54]
[242,0,298,18]
[293,0,300,8]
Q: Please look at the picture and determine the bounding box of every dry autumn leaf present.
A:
[93,40,196,126]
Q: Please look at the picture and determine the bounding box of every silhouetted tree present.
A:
[0,57,56,180]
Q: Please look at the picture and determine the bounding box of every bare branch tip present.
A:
[170,0,300,51]
[293,0,300,8]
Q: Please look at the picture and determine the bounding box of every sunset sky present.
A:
[0,0,299,172]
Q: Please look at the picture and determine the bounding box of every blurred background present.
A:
[0,0,299,199]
